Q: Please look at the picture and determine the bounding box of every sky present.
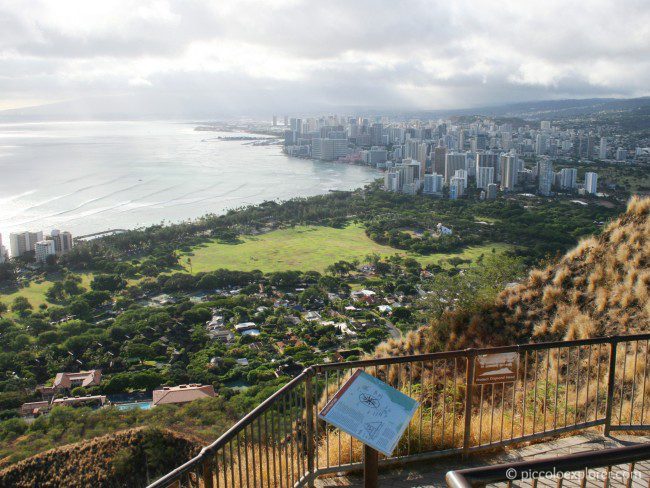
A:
[1,0,649,117]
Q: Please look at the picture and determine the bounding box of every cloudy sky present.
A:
[1,0,649,116]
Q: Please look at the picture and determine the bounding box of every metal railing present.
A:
[147,333,650,488]
[446,442,650,488]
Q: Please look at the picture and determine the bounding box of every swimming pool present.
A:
[115,401,152,411]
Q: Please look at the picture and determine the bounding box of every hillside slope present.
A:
[371,197,650,359]
[438,196,649,348]
[0,428,201,488]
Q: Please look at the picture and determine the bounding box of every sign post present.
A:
[363,444,379,488]
[319,369,419,487]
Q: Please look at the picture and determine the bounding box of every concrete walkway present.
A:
[314,433,650,488]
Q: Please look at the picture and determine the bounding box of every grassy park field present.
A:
[181,223,510,273]
[0,273,94,312]
[0,225,510,310]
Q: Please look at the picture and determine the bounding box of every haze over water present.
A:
[0,121,378,239]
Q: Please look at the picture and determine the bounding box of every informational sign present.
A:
[475,352,518,384]
[318,369,419,457]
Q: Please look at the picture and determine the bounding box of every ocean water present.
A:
[0,121,378,239]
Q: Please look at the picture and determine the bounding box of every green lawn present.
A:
[182,224,511,273]
[0,273,94,313]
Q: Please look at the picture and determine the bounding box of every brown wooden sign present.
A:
[474,352,518,384]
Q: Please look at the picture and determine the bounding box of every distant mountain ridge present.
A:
[1,96,649,122]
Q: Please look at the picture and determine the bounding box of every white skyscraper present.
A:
[444,153,467,184]
[599,137,607,159]
[34,239,56,263]
[449,177,465,199]
[423,173,443,195]
[454,169,468,189]
[585,172,598,194]
[9,231,43,258]
[476,166,495,189]
[560,168,578,189]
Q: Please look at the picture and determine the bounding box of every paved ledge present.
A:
[315,433,650,487]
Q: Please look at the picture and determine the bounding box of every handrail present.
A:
[146,332,650,488]
[446,443,650,488]
[314,333,650,371]
[147,370,312,488]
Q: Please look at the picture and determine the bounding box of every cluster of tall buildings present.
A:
[1,229,73,264]
[280,115,605,199]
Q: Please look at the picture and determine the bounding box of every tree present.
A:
[11,296,32,316]
[0,302,7,317]
[91,274,126,292]
[71,386,87,397]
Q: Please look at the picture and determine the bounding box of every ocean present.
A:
[0,120,378,239]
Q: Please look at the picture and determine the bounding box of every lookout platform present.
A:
[315,433,650,487]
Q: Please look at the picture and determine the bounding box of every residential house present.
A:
[152,384,216,406]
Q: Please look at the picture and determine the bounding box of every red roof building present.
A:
[152,384,216,406]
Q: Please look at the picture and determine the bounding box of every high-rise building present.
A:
[272,115,277,127]
[454,169,468,189]
[476,152,499,173]
[0,234,6,264]
[433,146,447,175]
[423,173,443,195]
[559,168,577,189]
[599,137,607,159]
[585,172,598,194]
[500,155,518,191]
[538,159,554,196]
[476,166,495,189]
[290,118,303,134]
[35,240,56,263]
[449,177,465,199]
[48,230,73,255]
[283,115,289,126]
[369,123,383,146]
[416,142,428,178]
[384,171,401,192]
[486,183,498,200]
[616,148,627,161]
[9,231,43,258]
[311,138,348,161]
[404,139,420,160]
[535,133,548,155]
[444,153,466,184]
[541,121,551,131]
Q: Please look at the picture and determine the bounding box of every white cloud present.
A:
[0,0,648,115]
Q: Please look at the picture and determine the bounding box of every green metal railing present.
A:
[147,333,650,488]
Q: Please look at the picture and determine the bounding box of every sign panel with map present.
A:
[318,369,419,457]
[474,352,518,384]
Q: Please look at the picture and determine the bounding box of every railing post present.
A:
[305,370,315,487]
[463,349,475,458]
[202,458,213,488]
[604,336,619,436]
